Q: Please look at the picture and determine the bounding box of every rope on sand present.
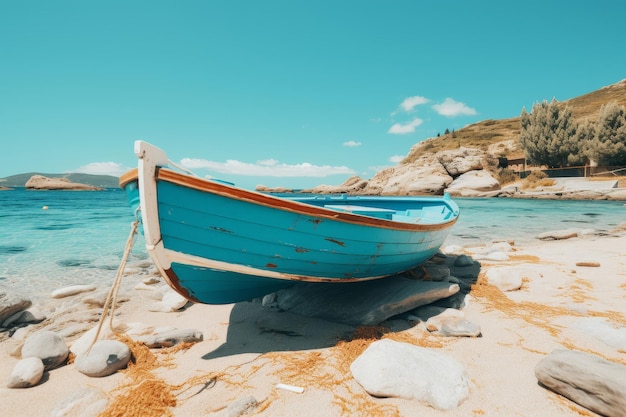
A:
[87,216,140,351]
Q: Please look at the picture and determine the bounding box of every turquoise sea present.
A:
[1,188,624,301]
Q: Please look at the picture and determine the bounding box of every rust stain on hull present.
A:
[325,237,345,247]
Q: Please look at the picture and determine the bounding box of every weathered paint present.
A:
[120,141,460,304]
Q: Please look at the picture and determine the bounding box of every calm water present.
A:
[0,189,624,301]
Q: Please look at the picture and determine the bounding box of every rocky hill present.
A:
[404,78,626,163]
[0,173,120,189]
[291,79,626,199]
[23,175,104,191]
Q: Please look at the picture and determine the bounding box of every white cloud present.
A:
[388,118,423,134]
[343,140,362,147]
[432,98,477,117]
[399,96,429,112]
[180,158,356,177]
[73,162,129,177]
[258,158,279,166]
[389,155,404,163]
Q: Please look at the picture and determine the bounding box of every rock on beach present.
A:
[0,292,32,325]
[51,284,97,299]
[275,275,460,326]
[535,349,626,417]
[74,339,132,377]
[350,339,470,410]
[21,330,69,370]
[7,357,45,388]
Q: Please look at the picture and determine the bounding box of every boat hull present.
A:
[121,141,459,304]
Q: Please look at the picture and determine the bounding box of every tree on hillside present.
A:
[520,99,583,167]
[585,102,626,166]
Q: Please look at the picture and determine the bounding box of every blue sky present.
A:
[1,1,625,190]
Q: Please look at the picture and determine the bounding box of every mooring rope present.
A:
[88,214,140,351]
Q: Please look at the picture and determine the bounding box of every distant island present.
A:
[0,173,120,189]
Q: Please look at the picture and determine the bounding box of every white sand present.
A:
[1,231,625,416]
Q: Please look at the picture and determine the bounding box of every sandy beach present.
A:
[1,228,625,417]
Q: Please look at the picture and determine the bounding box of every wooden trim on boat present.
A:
[165,249,386,282]
[161,267,202,304]
[119,168,138,188]
[156,168,458,232]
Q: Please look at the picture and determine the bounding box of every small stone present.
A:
[485,268,523,291]
[51,285,97,299]
[74,340,131,377]
[262,293,277,307]
[439,318,482,337]
[141,328,204,348]
[453,254,474,267]
[537,229,579,240]
[21,330,69,370]
[7,357,45,388]
[575,261,600,267]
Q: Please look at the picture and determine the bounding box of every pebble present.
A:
[21,330,69,370]
[485,267,524,291]
[438,318,482,337]
[537,229,579,240]
[140,328,204,348]
[7,357,44,388]
[149,288,189,312]
[51,285,97,299]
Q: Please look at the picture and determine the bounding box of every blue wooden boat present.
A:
[119,141,460,304]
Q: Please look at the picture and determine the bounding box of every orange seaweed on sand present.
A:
[98,336,176,417]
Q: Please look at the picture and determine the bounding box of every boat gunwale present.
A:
[121,167,458,232]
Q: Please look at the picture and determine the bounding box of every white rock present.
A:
[21,330,69,370]
[140,328,204,348]
[537,229,579,240]
[437,147,485,176]
[74,340,131,377]
[7,357,45,388]
[51,285,97,299]
[485,267,525,291]
[445,170,500,195]
[149,289,188,312]
[350,339,470,410]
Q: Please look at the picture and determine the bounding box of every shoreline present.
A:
[1,228,626,416]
